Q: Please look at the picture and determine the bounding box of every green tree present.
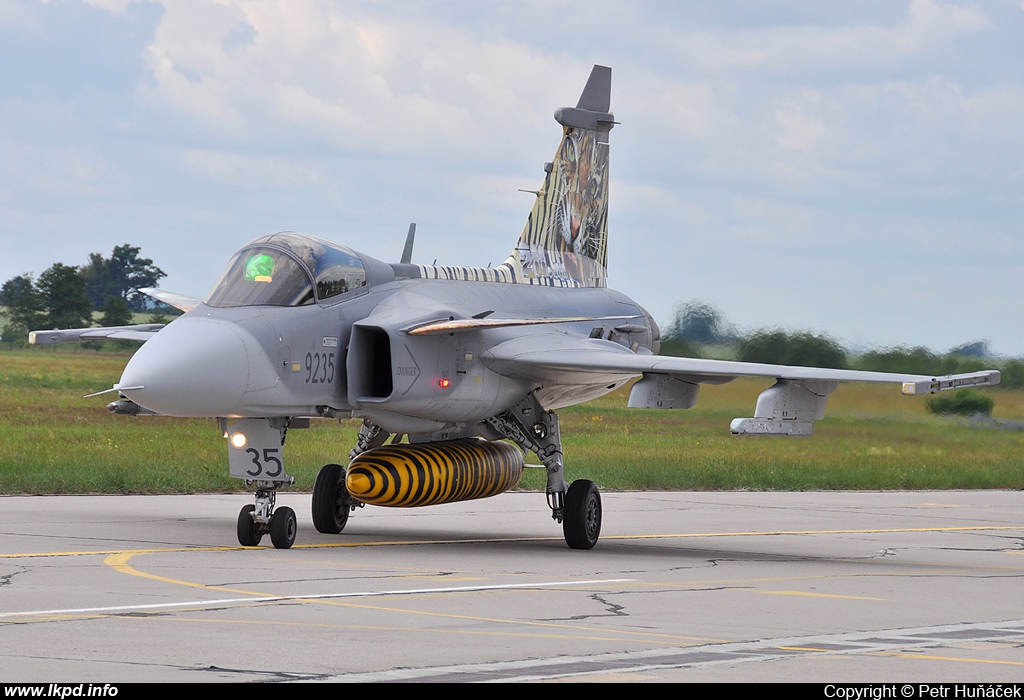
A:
[1000,360,1024,390]
[82,244,166,311]
[855,345,988,377]
[37,263,93,329]
[738,329,847,369]
[146,305,183,325]
[664,300,735,345]
[658,338,702,358]
[100,295,133,327]
[100,295,138,350]
[82,252,118,311]
[949,341,989,358]
[1,273,45,342]
[856,346,941,375]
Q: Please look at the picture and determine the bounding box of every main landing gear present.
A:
[311,419,379,534]
[563,479,602,550]
[487,394,603,550]
[305,408,604,550]
[311,463,354,534]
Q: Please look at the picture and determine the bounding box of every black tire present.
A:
[312,463,350,534]
[270,506,297,549]
[563,480,602,550]
[237,504,261,547]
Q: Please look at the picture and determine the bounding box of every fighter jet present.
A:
[30,65,999,550]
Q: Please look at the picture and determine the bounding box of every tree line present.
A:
[662,299,1024,390]
[1,244,167,346]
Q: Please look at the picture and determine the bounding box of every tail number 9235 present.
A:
[305,352,335,384]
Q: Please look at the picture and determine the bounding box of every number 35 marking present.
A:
[245,447,283,478]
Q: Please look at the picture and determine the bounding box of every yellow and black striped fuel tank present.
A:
[345,439,524,507]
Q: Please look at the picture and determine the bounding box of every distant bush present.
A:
[738,329,846,369]
[925,389,994,417]
[658,297,1015,387]
[855,346,988,376]
[942,356,987,375]
[658,338,702,358]
[999,360,1024,390]
[856,346,940,374]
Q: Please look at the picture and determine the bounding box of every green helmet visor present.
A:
[243,254,276,282]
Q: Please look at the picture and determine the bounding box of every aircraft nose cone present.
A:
[118,317,251,417]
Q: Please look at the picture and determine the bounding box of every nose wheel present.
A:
[237,482,296,548]
[270,506,297,549]
[237,504,260,546]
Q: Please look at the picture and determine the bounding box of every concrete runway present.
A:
[1,490,1022,682]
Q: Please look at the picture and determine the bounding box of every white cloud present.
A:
[773,91,826,153]
[0,0,39,27]
[652,0,991,78]
[899,0,992,51]
[129,0,585,160]
[2,0,1021,352]
[81,0,137,12]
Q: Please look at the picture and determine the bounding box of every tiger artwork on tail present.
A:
[414,65,613,289]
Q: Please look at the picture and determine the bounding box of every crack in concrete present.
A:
[0,568,23,588]
[542,591,631,621]
[589,593,627,617]
[193,665,326,681]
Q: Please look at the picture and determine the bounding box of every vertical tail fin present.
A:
[411,66,614,287]
[506,65,615,288]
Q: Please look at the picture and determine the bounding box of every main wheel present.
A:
[312,463,350,534]
[270,506,297,549]
[563,480,602,550]
[237,504,262,547]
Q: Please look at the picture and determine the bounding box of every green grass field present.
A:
[1,349,1022,494]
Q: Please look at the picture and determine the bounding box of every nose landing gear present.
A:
[224,418,298,549]
[237,481,296,549]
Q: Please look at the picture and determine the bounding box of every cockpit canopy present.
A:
[205,232,368,308]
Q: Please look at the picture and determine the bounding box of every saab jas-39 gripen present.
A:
[30,65,999,550]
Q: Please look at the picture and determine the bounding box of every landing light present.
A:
[230,432,248,449]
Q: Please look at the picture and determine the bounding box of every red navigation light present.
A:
[438,378,451,388]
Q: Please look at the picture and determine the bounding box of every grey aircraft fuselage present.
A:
[119,269,657,433]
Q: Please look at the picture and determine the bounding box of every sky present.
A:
[1,0,1022,354]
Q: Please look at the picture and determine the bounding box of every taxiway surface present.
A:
[1,491,1022,682]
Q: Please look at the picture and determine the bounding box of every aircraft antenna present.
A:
[400,223,416,264]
